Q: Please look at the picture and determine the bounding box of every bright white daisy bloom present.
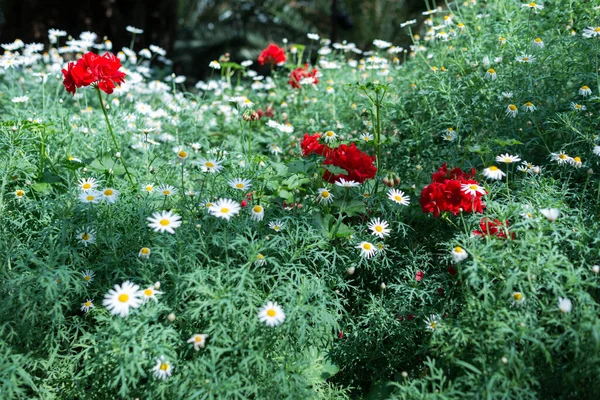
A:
[102,281,143,318]
[521,2,543,11]
[360,133,374,142]
[579,85,592,96]
[582,26,600,38]
[147,210,183,234]
[250,204,265,221]
[569,156,583,168]
[78,177,98,191]
[209,60,221,69]
[139,286,163,303]
[317,188,334,205]
[558,297,572,313]
[76,227,96,246]
[483,166,506,180]
[593,146,600,156]
[532,37,544,48]
[268,220,285,232]
[80,299,94,313]
[424,314,441,331]
[198,158,224,173]
[373,39,392,49]
[522,102,536,112]
[335,178,360,188]
[11,96,29,103]
[323,130,337,143]
[356,241,377,258]
[485,68,497,80]
[461,183,486,197]
[515,54,535,63]
[496,154,521,164]
[368,218,391,239]
[79,190,102,204]
[228,178,252,191]
[158,184,177,197]
[81,269,95,284]
[388,189,410,206]
[570,102,586,111]
[258,301,286,327]
[505,104,518,118]
[187,334,209,350]
[209,198,241,220]
[452,246,468,262]
[138,247,151,259]
[14,189,25,199]
[540,208,560,222]
[254,253,267,267]
[101,188,119,204]
[307,33,320,41]
[142,183,155,194]
[550,152,572,165]
[152,356,173,380]
[126,26,144,34]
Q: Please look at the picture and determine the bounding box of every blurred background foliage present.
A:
[0,0,426,79]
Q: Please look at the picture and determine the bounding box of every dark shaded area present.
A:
[0,0,427,80]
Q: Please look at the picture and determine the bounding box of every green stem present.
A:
[96,87,134,186]
[330,189,349,239]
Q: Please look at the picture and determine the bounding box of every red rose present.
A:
[415,270,425,282]
[322,143,377,184]
[300,133,330,157]
[62,51,126,95]
[258,44,286,66]
[288,64,319,88]
[472,218,514,239]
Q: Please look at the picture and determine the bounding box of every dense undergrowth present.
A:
[1,0,600,399]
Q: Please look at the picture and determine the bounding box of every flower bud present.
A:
[167,313,176,321]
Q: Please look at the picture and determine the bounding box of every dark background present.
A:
[0,0,426,80]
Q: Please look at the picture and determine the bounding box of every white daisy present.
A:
[461,183,486,197]
[14,189,25,199]
[570,102,586,111]
[360,133,374,142]
[268,220,285,232]
[496,154,521,164]
[511,292,526,307]
[550,152,572,164]
[139,286,163,303]
[78,177,98,191]
[483,166,506,180]
[317,188,334,205]
[79,191,101,204]
[76,227,96,246]
[323,130,337,143]
[583,26,600,38]
[138,247,151,259]
[368,218,391,239]
[209,198,241,220]
[593,146,600,156]
[198,158,224,173]
[521,2,543,11]
[452,246,468,262]
[158,184,177,197]
[515,54,535,63]
[258,301,286,327]
[388,189,410,206]
[540,208,560,222]
[81,269,95,284]
[102,281,143,318]
[152,356,173,379]
[579,86,592,96]
[356,241,377,258]
[569,156,583,168]
[424,314,441,331]
[147,210,183,234]
[522,102,536,112]
[187,334,209,350]
[558,297,572,313]
[250,204,265,221]
[335,178,360,188]
[228,178,252,191]
[485,68,497,80]
[80,299,94,313]
[254,253,267,267]
[505,104,518,118]
[142,183,155,194]
[101,188,119,204]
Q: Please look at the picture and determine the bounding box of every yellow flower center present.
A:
[145,185,153,191]
[104,189,113,196]
[430,322,437,329]
[582,86,589,90]
[195,336,203,342]
[85,301,91,307]
[205,162,214,168]
[144,289,153,296]
[82,183,91,189]
[525,102,533,107]
[235,183,244,189]
[325,131,334,137]
[257,254,265,259]
[363,243,372,250]
[529,2,536,7]
[15,190,24,196]
[206,203,213,208]
[221,208,229,214]
[394,195,402,201]
[513,293,523,301]
[118,294,129,303]
[375,226,383,232]
[489,166,499,171]
[86,195,94,201]
[159,219,170,226]
[321,190,330,198]
[267,309,276,317]
[487,68,495,73]
[273,225,280,231]
[178,151,187,158]
[454,246,463,253]
[84,275,91,281]
[595,27,600,33]
[160,363,169,371]
[522,57,529,61]
[575,104,581,109]
[509,104,517,111]
[81,233,90,240]
[469,185,478,190]
[559,154,567,159]
[573,157,581,163]
[141,247,150,254]
[253,205,263,213]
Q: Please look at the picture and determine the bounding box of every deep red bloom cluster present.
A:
[300,133,329,157]
[288,64,319,88]
[420,163,485,217]
[62,52,126,95]
[300,136,377,184]
[473,218,514,239]
[258,44,286,66]
[322,143,377,184]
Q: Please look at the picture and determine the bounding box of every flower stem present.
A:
[96,87,134,186]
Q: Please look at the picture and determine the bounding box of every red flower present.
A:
[415,270,425,282]
[322,143,377,184]
[258,44,286,66]
[288,64,319,88]
[256,106,274,119]
[338,330,344,339]
[62,51,126,95]
[472,218,514,239]
[420,163,485,217]
[300,133,330,157]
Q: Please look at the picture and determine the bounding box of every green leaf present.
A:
[322,164,348,176]
[332,200,366,217]
[31,182,52,195]
[287,159,314,175]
